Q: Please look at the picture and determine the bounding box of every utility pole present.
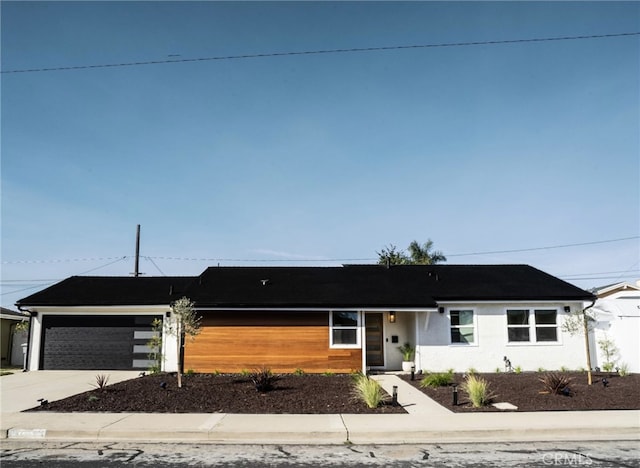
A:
[134,224,141,277]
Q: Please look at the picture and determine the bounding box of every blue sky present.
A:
[1,1,639,309]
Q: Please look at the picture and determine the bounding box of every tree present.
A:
[561,302,596,385]
[168,296,202,388]
[377,239,446,266]
[407,240,447,265]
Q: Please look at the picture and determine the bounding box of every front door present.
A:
[365,313,384,367]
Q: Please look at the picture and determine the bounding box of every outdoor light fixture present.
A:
[392,385,398,406]
[563,306,571,313]
[411,364,416,381]
[389,311,396,323]
[452,383,458,406]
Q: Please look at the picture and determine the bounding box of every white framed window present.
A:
[450,309,475,345]
[330,311,360,348]
[507,309,558,343]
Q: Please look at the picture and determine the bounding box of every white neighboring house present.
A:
[591,281,640,373]
[0,307,29,367]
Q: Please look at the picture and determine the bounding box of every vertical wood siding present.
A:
[184,311,362,373]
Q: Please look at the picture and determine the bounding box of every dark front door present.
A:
[365,313,384,367]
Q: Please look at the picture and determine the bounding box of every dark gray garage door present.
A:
[40,315,161,370]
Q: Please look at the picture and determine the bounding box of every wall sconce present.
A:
[563,306,571,313]
[389,311,396,323]
[438,307,445,314]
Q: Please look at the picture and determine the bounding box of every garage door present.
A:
[40,315,161,370]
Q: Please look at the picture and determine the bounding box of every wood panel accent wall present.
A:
[184,311,362,374]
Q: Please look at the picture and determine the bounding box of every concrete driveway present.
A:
[0,370,140,413]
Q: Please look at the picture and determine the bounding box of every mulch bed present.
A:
[26,373,406,414]
[401,371,640,412]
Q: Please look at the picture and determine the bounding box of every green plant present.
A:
[420,371,453,388]
[322,371,335,377]
[514,366,522,374]
[185,369,195,375]
[537,367,546,373]
[467,367,477,375]
[539,373,573,396]
[461,375,495,408]
[168,296,202,388]
[147,318,164,374]
[397,342,415,361]
[618,363,629,377]
[598,334,619,373]
[87,395,99,402]
[495,367,502,373]
[560,366,569,372]
[240,369,251,377]
[250,366,280,392]
[213,370,221,376]
[92,374,110,390]
[352,373,384,409]
[293,368,305,376]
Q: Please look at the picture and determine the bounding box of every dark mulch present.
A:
[26,373,406,414]
[401,371,640,412]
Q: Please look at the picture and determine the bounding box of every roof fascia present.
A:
[19,305,171,313]
[195,307,438,312]
[436,299,590,305]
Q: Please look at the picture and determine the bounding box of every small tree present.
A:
[597,333,619,372]
[146,318,164,374]
[561,303,596,385]
[168,297,202,388]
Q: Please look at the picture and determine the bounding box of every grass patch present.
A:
[420,370,454,388]
[351,373,384,409]
[461,374,495,407]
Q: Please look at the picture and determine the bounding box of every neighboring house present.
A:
[0,307,29,367]
[591,281,640,373]
[16,265,595,373]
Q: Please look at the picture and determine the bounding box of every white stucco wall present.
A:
[412,302,587,373]
[592,291,640,373]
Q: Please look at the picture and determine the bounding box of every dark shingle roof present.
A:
[15,276,195,306]
[15,265,594,308]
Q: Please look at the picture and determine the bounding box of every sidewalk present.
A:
[1,373,638,444]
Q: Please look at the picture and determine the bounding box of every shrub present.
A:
[92,374,110,390]
[293,368,305,376]
[539,373,573,396]
[560,366,569,372]
[185,369,195,375]
[618,363,629,377]
[461,375,495,408]
[537,367,546,373]
[514,366,522,374]
[352,374,384,409]
[420,371,453,388]
[240,369,251,377]
[495,367,502,373]
[467,367,478,375]
[322,371,335,377]
[250,367,280,392]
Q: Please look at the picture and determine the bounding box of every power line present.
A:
[1,256,128,265]
[3,32,638,75]
[446,236,639,258]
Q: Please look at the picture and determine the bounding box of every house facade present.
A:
[0,307,29,367]
[591,281,640,373]
[16,265,595,374]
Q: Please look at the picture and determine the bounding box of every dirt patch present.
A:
[27,373,405,414]
[401,371,640,412]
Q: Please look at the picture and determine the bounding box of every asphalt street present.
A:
[1,440,638,467]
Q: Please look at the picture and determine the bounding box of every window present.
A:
[330,311,359,347]
[450,310,475,344]
[535,309,558,342]
[507,309,558,343]
[507,310,530,342]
